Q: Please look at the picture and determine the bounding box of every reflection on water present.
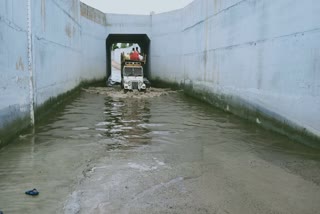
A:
[0,91,319,213]
[101,97,152,146]
[0,93,154,214]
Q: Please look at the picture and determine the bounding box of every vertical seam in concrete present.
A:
[204,0,209,82]
[27,0,35,125]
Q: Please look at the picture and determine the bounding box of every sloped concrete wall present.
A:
[0,0,108,145]
[150,0,320,138]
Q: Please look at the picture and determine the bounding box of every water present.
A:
[0,91,320,214]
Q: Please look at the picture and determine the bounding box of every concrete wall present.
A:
[105,13,151,36]
[0,0,30,130]
[149,0,320,139]
[0,0,108,145]
[32,0,82,105]
[151,9,184,83]
[80,3,108,81]
[32,1,107,106]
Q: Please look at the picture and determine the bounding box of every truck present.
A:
[120,53,148,93]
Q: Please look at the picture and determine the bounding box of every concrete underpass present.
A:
[0,0,320,213]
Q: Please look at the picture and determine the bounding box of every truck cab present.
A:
[121,61,146,92]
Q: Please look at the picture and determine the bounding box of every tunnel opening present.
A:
[106,34,150,82]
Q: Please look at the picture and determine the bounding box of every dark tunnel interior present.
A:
[105,34,151,79]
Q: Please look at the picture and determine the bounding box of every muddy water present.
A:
[0,90,320,214]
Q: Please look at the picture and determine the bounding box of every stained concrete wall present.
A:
[0,0,108,145]
[150,0,320,139]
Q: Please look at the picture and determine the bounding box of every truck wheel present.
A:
[124,89,128,94]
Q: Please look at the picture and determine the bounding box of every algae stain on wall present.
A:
[15,57,25,71]
[65,23,73,38]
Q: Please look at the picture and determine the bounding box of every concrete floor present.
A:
[66,129,320,214]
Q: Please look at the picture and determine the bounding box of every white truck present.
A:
[121,54,149,93]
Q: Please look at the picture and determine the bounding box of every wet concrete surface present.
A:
[0,89,320,214]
